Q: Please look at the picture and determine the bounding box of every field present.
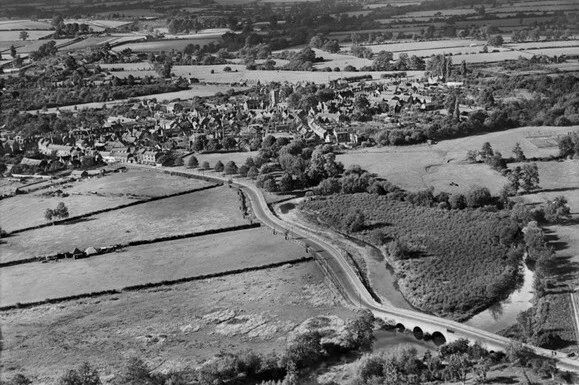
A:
[299,194,520,320]
[338,125,579,194]
[112,37,222,52]
[0,169,209,232]
[0,186,246,264]
[0,226,309,307]
[0,30,54,41]
[0,20,52,30]
[0,261,352,381]
[29,84,243,113]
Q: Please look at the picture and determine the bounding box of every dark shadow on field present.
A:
[543,228,568,251]
[364,222,392,231]
[548,256,579,282]
[487,376,519,384]
[538,186,579,194]
[61,217,98,226]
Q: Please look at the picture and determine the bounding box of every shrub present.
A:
[214,160,224,172]
[201,161,210,170]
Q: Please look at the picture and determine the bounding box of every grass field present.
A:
[0,170,210,232]
[0,20,52,30]
[0,261,351,382]
[338,126,578,193]
[0,186,246,263]
[112,37,222,52]
[0,226,309,307]
[510,159,579,290]
[0,30,54,41]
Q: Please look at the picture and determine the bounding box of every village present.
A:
[0,71,464,179]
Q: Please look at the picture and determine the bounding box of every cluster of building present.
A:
[2,76,460,176]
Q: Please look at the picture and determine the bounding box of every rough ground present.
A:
[0,261,353,383]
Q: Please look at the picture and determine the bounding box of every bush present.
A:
[201,161,210,170]
[214,160,224,172]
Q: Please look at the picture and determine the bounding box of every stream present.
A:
[276,200,535,334]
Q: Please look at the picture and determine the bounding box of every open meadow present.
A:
[0,186,247,263]
[0,226,309,307]
[0,169,211,232]
[0,261,351,382]
[338,126,579,194]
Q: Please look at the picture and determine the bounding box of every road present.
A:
[131,164,579,372]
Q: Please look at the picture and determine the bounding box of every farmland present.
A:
[0,185,247,264]
[0,261,352,381]
[0,169,210,232]
[338,126,578,193]
[0,226,309,307]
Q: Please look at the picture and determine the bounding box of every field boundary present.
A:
[0,256,313,312]
[5,183,221,236]
[0,222,260,268]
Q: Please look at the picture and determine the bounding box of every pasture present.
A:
[0,226,308,307]
[0,261,350,381]
[0,170,210,232]
[112,37,222,52]
[0,20,52,30]
[0,30,54,42]
[338,126,578,193]
[0,186,246,264]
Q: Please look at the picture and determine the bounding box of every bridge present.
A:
[133,164,579,373]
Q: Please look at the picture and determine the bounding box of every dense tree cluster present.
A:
[300,192,525,320]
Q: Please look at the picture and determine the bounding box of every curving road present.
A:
[132,165,579,372]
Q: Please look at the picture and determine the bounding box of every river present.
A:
[276,200,535,334]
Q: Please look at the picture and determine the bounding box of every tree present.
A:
[201,161,210,170]
[238,164,249,177]
[372,50,393,70]
[342,210,365,232]
[487,34,504,47]
[309,35,325,49]
[214,160,224,172]
[58,362,101,385]
[279,173,294,192]
[247,166,259,179]
[321,40,340,53]
[173,156,184,166]
[193,135,208,152]
[544,196,571,223]
[465,186,492,208]
[512,142,525,161]
[520,163,540,192]
[10,45,17,58]
[55,202,69,219]
[479,142,494,159]
[19,31,29,41]
[263,178,279,192]
[45,208,54,222]
[187,155,198,168]
[221,136,237,150]
[224,161,238,175]
[558,134,576,157]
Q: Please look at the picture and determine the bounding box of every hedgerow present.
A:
[299,193,524,321]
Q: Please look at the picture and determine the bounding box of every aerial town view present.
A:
[0,0,578,383]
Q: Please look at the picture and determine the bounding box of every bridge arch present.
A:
[413,326,424,340]
[432,331,447,346]
[395,323,406,332]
